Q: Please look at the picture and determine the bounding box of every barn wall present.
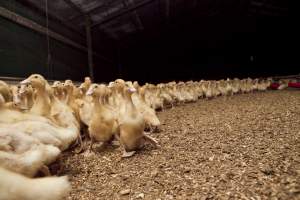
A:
[0,0,89,81]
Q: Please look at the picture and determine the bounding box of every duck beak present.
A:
[20,78,31,85]
[128,87,137,93]
[86,88,94,96]
[19,85,26,94]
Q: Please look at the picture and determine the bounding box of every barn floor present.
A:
[57,90,300,200]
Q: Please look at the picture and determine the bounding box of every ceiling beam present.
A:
[62,0,85,15]
[68,0,115,22]
[92,0,155,28]
[17,0,85,37]
[62,0,119,40]
[0,6,113,63]
[126,0,144,30]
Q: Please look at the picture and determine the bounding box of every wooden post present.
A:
[85,15,94,81]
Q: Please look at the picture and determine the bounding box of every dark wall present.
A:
[0,0,89,81]
[91,29,118,83]
[119,17,298,84]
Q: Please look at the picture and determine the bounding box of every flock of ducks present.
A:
[0,74,273,200]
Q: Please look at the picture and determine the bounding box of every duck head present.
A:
[86,84,100,97]
[52,81,62,89]
[21,74,46,89]
[64,80,74,93]
[86,84,110,100]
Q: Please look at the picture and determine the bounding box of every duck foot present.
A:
[83,150,95,157]
[111,140,120,146]
[75,136,87,154]
[122,151,136,158]
[143,132,160,148]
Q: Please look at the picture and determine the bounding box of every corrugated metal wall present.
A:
[0,0,89,81]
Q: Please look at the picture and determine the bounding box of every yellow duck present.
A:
[86,84,119,151]
[116,81,159,157]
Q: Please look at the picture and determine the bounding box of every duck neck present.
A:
[139,91,147,103]
[123,91,135,113]
[92,96,104,113]
[31,87,51,116]
[66,88,74,104]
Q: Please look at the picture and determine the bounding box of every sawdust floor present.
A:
[55,90,300,200]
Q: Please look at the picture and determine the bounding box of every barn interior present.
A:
[0,1,299,200]
[0,0,296,83]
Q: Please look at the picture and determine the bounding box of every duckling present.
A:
[16,84,34,110]
[232,78,241,94]
[76,98,93,127]
[116,82,159,157]
[204,81,213,99]
[64,80,81,121]
[86,84,118,152]
[110,79,126,109]
[80,77,92,93]
[278,79,289,90]
[0,127,61,158]
[52,81,66,102]
[20,74,80,150]
[132,85,161,132]
[20,74,51,117]
[0,80,12,103]
[0,167,71,200]
[0,145,56,177]
[160,85,174,108]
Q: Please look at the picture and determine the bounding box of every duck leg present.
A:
[114,133,136,158]
[89,138,95,152]
[149,125,154,133]
[74,133,83,153]
[122,150,136,158]
[143,132,160,148]
[119,139,136,158]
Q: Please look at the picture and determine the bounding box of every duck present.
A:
[52,81,66,102]
[132,85,161,132]
[78,77,92,97]
[232,78,241,94]
[86,84,119,151]
[0,167,70,200]
[157,84,174,108]
[203,81,213,99]
[0,127,61,159]
[278,79,289,90]
[20,74,52,118]
[116,82,159,157]
[64,80,81,121]
[0,143,60,177]
[109,79,126,109]
[20,74,80,150]
[0,80,12,103]
[16,84,34,110]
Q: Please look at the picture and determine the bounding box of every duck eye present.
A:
[34,75,38,79]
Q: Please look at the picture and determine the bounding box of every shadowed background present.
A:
[0,0,296,83]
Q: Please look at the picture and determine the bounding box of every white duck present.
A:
[0,167,70,200]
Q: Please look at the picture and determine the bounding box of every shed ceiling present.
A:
[17,0,289,46]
